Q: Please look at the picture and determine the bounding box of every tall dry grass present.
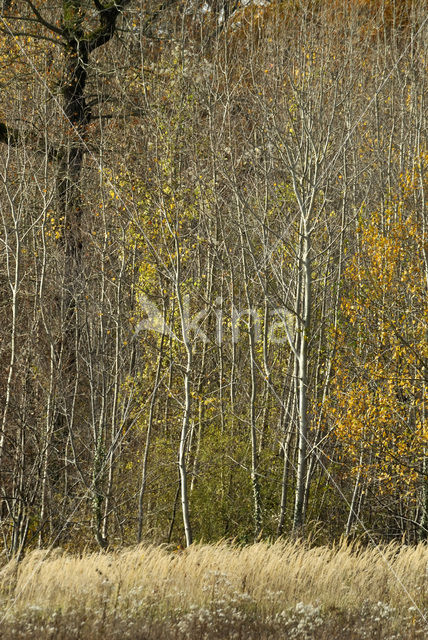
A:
[0,540,427,638]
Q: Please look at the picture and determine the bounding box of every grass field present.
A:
[0,540,427,639]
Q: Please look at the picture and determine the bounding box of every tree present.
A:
[330,178,427,541]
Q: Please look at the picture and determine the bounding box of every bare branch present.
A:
[0,26,66,45]
[141,0,180,37]
[0,121,58,158]
[22,0,64,35]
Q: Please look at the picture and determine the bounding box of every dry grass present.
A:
[0,540,427,638]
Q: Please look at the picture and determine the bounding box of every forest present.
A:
[0,0,427,559]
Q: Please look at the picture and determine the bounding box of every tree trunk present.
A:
[293,231,311,534]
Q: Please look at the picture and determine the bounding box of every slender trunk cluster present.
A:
[0,0,426,552]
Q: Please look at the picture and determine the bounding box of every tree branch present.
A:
[0,0,13,14]
[87,0,130,52]
[0,121,58,158]
[141,0,181,37]
[23,0,64,35]
[0,26,66,45]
